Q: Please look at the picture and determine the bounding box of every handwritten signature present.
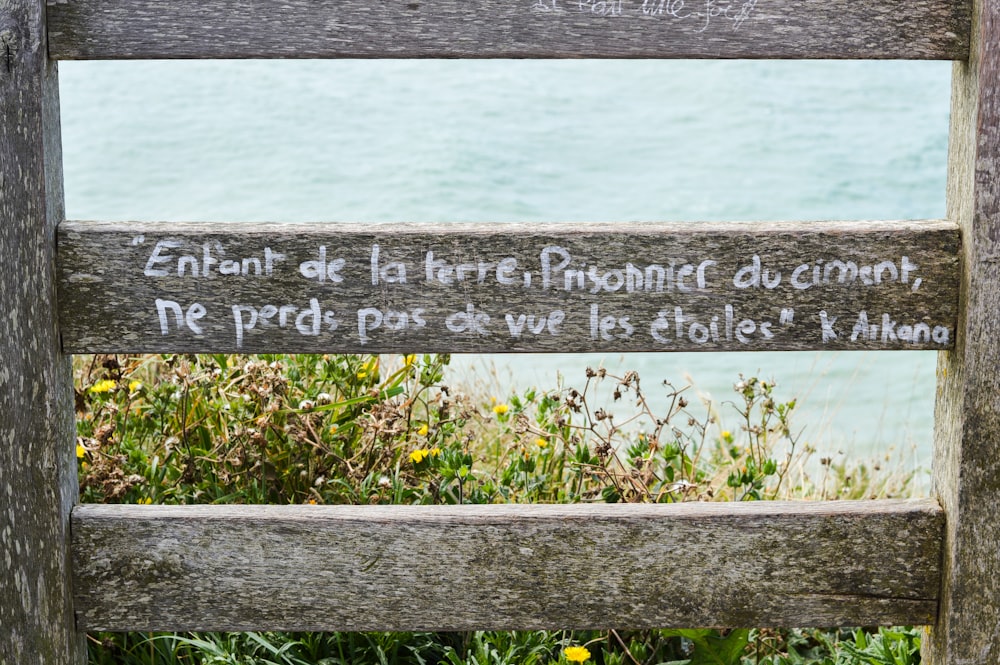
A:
[642,0,758,31]
[533,0,759,31]
[533,0,623,15]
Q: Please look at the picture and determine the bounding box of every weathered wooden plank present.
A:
[926,0,1000,662]
[45,0,971,61]
[0,1,85,663]
[72,499,943,632]
[58,219,960,354]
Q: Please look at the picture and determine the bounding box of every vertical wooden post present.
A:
[927,0,1000,663]
[0,0,84,663]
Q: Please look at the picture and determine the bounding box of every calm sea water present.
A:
[58,59,952,469]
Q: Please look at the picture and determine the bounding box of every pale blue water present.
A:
[59,60,952,469]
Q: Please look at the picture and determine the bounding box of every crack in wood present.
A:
[0,29,16,73]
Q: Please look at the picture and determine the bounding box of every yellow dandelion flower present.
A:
[128,380,142,392]
[429,447,441,457]
[417,424,429,436]
[356,371,368,379]
[536,438,548,448]
[563,646,591,663]
[410,449,429,464]
[89,379,116,394]
[307,499,317,505]
[76,444,87,458]
[404,354,416,367]
[139,497,152,505]
[492,403,509,415]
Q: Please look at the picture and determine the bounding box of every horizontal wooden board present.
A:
[71,500,943,631]
[45,0,970,60]
[57,219,960,354]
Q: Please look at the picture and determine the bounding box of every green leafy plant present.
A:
[76,354,922,665]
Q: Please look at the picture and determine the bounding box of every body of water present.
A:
[59,59,952,470]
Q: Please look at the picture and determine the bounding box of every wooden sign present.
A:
[57,219,959,354]
[46,0,969,61]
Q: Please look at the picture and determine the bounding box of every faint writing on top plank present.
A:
[532,0,758,31]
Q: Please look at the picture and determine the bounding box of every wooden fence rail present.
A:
[58,219,961,353]
[46,0,971,60]
[3,0,1000,662]
[73,501,943,632]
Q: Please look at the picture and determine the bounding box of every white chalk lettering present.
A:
[642,0,690,17]
[577,0,623,15]
[649,304,773,346]
[424,250,518,286]
[497,258,518,285]
[144,241,183,277]
[676,263,695,292]
[357,307,426,344]
[144,240,284,278]
[504,310,565,337]
[540,246,572,289]
[674,260,716,291]
[445,304,491,335]
[232,299,337,348]
[819,311,838,342]
[299,246,346,283]
[370,244,407,285]
[231,306,257,348]
[639,0,757,30]
[154,299,206,336]
[540,247,711,294]
[733,255,781,289]
[790,256,920,291]
[589,304,634,341]
[849,310,950,346]
[851,311,873,342]
[587,267,625,294]
[650,310,672,343]
[696,259,716,289]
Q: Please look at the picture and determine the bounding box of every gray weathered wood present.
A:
[57,219,960,354]
[926,0,1000,662]
[72,499,943,632]
[45,0,970,61]
[0,1,84,663]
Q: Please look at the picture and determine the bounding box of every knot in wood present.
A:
[0,20,22,75]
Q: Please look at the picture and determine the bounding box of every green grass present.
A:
[75,353,921,665]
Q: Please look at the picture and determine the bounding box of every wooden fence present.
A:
[1,0,998,662]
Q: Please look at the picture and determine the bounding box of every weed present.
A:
[76,354,920,665]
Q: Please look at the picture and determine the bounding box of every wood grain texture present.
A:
[926,0,1000,662]
[0,1,84,663]
[44,0,970,60]
[72,500,943,632]
[57,219,960,354]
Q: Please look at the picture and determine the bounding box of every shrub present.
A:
[75,353,919,665]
